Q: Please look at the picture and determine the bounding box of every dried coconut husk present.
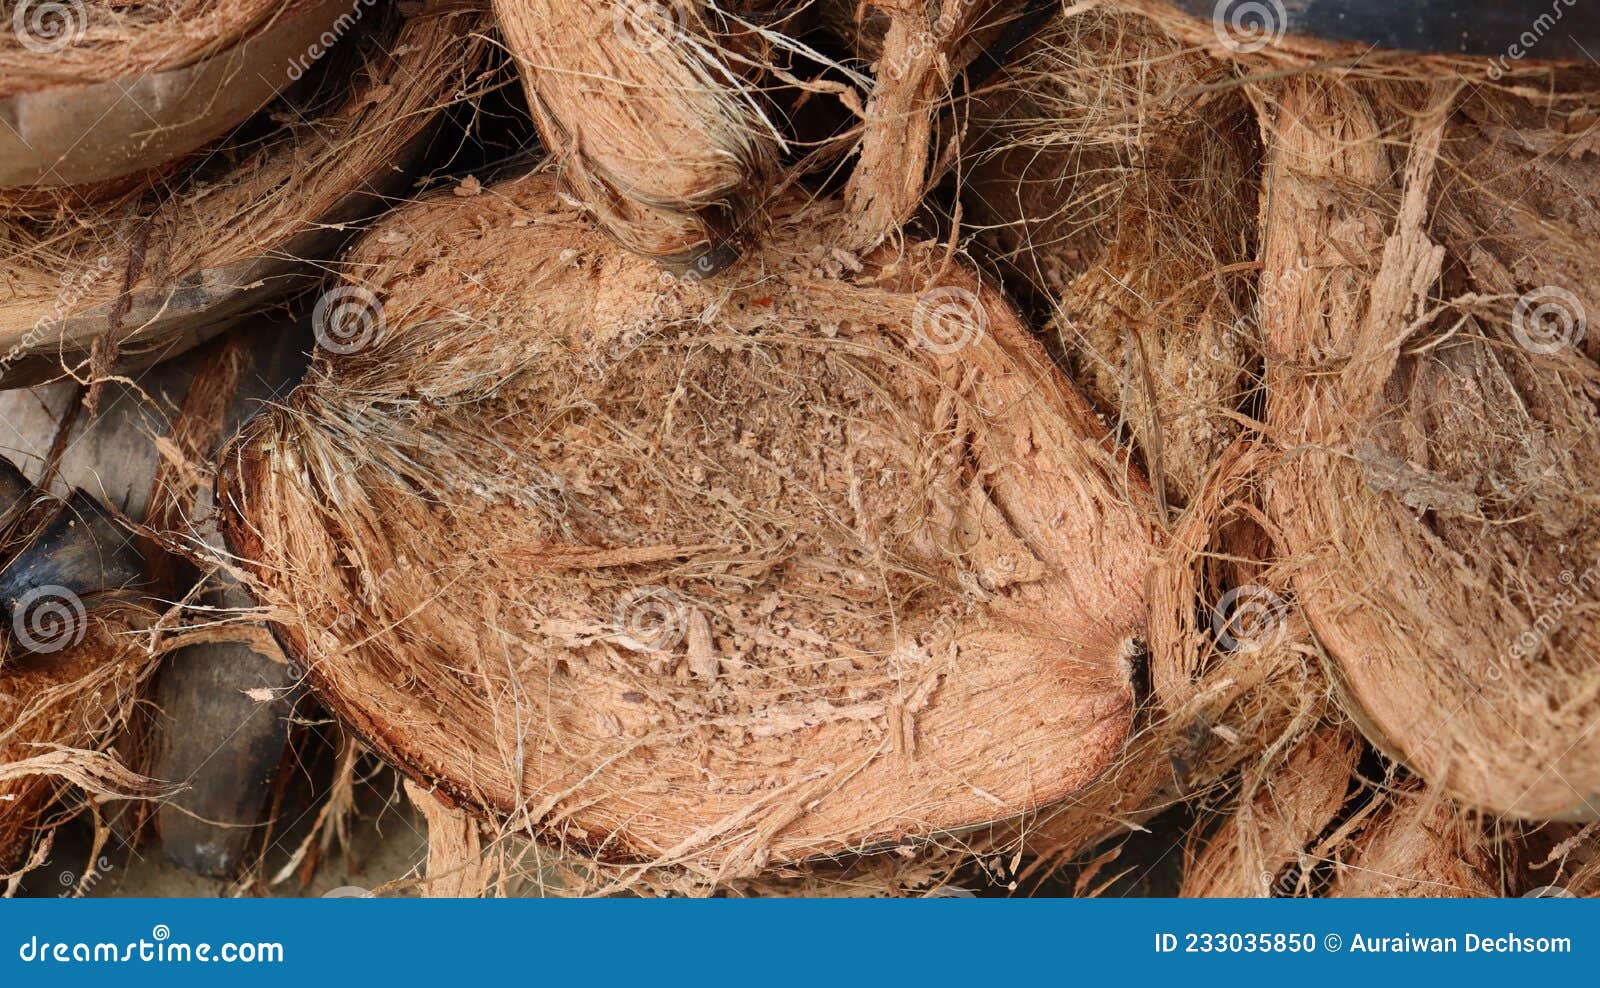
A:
[0,460,164,877]
[961,3,1258,506]
[0,322,311,876]
[0,2,490,390]
[824,0,1049,249]
[0,0,358,188]
[1019,441,1326,873]
[1257,75,1600,819]
[1323,786,1504,898]
[217,168,1162,877]
[1180,726,1361,897]
[492,0,782,271]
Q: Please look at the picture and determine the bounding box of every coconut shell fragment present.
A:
[0,2,489,389]
[0,458,160,873]
[219,170,1160,873]
[0,0,358,189]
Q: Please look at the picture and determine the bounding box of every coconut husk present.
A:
[0,1,490,390]
[1021,441,1326,870]
[0,0,360,189]
[1180,727,1361,897]
[1257,74,1600,820]
[0,458,164,876]
[492,0,782,271]
[217,168,1162,879]
[1323,787,1503,898]
[0,319,313,877]
[962,4,1258,505]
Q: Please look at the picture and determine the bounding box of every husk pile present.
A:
[218,168,1163,877]
[0,1,489,389]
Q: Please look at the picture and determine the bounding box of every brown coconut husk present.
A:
[1021,441,1327,872]
[0,322,312,877]
[216,168,1162,878]
[0,1,490,390]
[493,0,783,270]
[819,0,1053,250]
[0,0,359,189]
[1323,787,1504,898]
[962,4,1259,506]
[1257,74,1600,820]
[0,460,166,878]
[1180,726,1361,897]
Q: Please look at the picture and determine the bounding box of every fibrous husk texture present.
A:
[0,3,489,387]
[962,5,1259,505]
[1258,74,1600,820]
[494,0,781,267]
[0,1,305,94]
[0,467,162,876]
[219,169,1163,879]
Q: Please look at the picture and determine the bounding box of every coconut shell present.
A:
[1259,76,1600,820]
[218,169,1161,874]
[493,0,780,270]
[0,2,489,389]
[0,0,357,189]
[0,459,160,874]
